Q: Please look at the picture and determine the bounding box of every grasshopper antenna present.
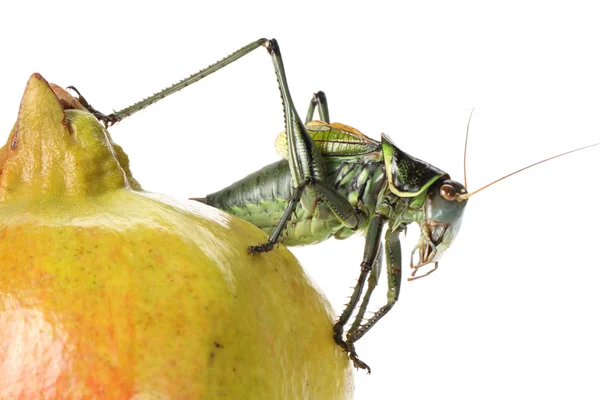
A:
[459,141,600,200]
[463,108,475,189]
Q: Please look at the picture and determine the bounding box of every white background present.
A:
[1,1,600,399]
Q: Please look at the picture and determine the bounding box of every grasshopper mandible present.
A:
[70,38,599,373]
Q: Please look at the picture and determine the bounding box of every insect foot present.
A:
[349,351,371,374]
[334,316,371,372]
[343,338,371,373]
[66,86,119,127]
[248,242,275,254]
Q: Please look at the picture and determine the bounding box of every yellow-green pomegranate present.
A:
[0,74,353,399]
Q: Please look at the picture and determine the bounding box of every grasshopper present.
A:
[70,38,599,373]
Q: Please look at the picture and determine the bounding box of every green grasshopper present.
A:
[70,38,599,373]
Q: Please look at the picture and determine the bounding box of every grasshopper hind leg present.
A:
[248,40,363,256]
[249,89,332,255]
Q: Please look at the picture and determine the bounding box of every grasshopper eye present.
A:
[439,183,458,201]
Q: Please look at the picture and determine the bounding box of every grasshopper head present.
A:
[409,179,468,280]
[381,133,468,279]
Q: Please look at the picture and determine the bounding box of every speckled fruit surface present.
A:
[0,74,354,399]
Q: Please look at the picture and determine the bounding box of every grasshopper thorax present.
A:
[381,133,446,197]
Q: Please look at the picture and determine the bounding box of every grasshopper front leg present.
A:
[334,215,403,373]
[333,214,386,372]
[344,227,402,369]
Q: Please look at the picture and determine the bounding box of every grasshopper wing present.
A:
[275,121,380,159]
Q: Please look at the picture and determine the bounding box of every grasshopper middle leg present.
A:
[305,91,330,124]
